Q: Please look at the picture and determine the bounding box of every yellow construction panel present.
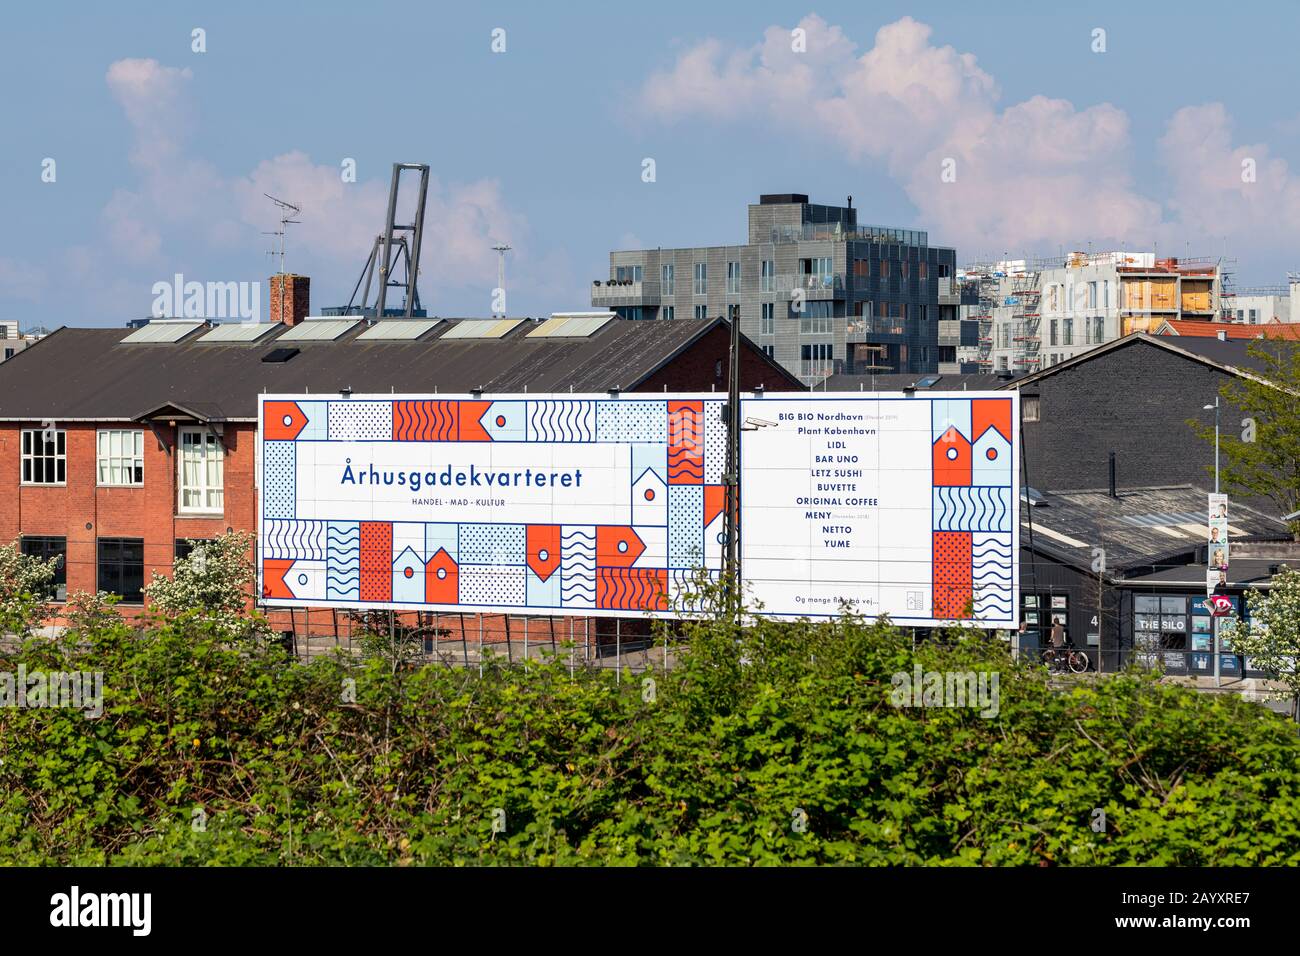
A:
[1181,288,1214,312]
[1122,278,1177,312]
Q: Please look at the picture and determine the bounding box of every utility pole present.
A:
[492,243,511,317]
[723,306,742,621]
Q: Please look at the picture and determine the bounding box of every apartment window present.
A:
[694,304,708,320]
[1102,280,1109,309]
[1093,315,1104,343]
[919,261,928,280]
[693,262,707,295]
[97,429,144,486]
[661,263,674,289]
[900,304,908,322]
[761,303,775,335]
[98,537,144,604]
[614,264,642,283]
[1062,318,1073,346]
[20,428,65,484]
[801,343,833,361]
[178,427,223,513]
[3,348,14,361]
[879,259,890,280]
[761,260,774,292]
[997,356,1009,372]
[1022,395,1041,422]
[1249,309,1258,323]
[20,535,67,601]
[726,261,741,294]
[1049,320,1059,347]
[660,306,674,320]
[0,325,7,339]
[852,258,869,278]
[1088,281,1098,309]
[1237,310,1245,322]
[762,345,775,360]
[918,305,927,323]
[902,260,910,280]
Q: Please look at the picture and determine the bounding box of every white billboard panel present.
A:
[739,393,1019,627]
[257,394,727,618]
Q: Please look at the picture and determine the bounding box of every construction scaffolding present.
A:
[1009,270,1041,372]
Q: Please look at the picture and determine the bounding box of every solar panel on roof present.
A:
[527,314,615,338]
[121,322,206,344]
[196,323,281,343]
[439,318,524,340]
[356,319,442,341]
[276,319,360,342]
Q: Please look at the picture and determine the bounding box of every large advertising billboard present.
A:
[739,393,1018,627]
[257,391,1019,627]
[257,394,728,618]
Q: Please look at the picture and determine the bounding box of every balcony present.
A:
[937,276,961,306]
[591,280,659,306]
[768,223,928,246]
[773,273,845,300]
[800,359,837,380]
[846,316,906,339]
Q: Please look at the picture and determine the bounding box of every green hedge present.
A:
[2,611,1298,865]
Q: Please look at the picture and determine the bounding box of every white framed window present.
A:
[660,305,674,320]
[693,262,707,296]
[97,429,144,486]
[661,263,674,289]
[693,304,708,319]
[761,260,774,292]
[21,429,65,484]
[178,427,223,513]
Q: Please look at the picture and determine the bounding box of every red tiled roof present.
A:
[1155,320,1300,340]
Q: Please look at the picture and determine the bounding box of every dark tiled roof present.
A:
[1120,559,1290,590]
[1022,484,1291,574]
[0,317,794,422]
[824,372,1018,392]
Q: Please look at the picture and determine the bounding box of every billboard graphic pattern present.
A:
[931,398,1014,621]
[259,396,726,617]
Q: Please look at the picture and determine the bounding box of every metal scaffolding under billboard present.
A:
[257,391,1019,627]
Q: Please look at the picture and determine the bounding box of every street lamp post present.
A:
[1203,397,1222,687]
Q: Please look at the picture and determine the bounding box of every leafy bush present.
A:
[1,607,1298,866]
[0,541,58,636]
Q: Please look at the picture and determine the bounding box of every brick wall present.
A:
[268,274,309,327]
[1,421,252,611]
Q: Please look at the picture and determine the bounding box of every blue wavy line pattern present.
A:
[971,532,1012,618]
[527,401,595,441]
[933,486,1012,532]
[264,519,325,560]
[560,527,596,607]
[326,522,360,600]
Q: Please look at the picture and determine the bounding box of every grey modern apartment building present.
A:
[591,194,960,384]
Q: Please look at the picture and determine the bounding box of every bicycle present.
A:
[1041,645,1090,674]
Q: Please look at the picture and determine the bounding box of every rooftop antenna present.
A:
[264,193,301,328]
[492,242,512,318]
[263,194,302,275]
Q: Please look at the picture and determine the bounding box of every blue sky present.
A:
[3,1,1298,327]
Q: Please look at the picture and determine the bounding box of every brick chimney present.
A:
[269,273,309,326]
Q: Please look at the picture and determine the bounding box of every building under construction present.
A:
[962,251,1226,372]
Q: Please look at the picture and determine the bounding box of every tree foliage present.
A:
[1190,340,1300,536]
[1223,565,1300,720]
[143,531,267,640]
[3,606,1299,866]
[0,541,58,636]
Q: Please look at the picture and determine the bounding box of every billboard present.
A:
[257,394,728,618]
[739,393,1018,627]
[257,391,1019,627]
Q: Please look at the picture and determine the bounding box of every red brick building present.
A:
[0,287,799,637]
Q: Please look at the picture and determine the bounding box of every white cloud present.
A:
[638,16,1171,256]
[1159,103,1300,246]
[92,58,529,312]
